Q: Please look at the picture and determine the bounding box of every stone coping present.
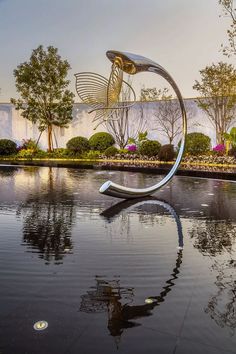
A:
[0,158,236,181]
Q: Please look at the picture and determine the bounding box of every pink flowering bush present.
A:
[127,144,137,152]
[213,144,225,155]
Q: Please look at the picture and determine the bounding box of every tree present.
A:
[193,62,236,144]
[11,45,75,152]
[140,87,195,145]
[106,79,146,149]
[219,0,236,57]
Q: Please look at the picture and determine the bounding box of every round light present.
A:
[33,320,48,331]
[145,298,154,304]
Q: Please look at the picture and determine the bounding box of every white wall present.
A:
[0,100,220,150]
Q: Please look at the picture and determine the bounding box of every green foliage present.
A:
[11,45,75,151]
[158,144,176,161]
[193,62,236,144]
[0,139,17,155]
[219,0,236,57]
[89,132,115,152]
[139,140,161,157]
[104,146,119,157]
[84,150,101,159]
[51,148,70,158]
[20,139,39,152]
[180,132,211,155]
[224,127,236,147]
[66,136,90,155]
[17,149,35,158]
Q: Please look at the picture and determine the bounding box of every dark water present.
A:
[0,166,236,354]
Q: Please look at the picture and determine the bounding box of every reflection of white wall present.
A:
[0,101,227,149]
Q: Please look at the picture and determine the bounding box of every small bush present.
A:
[179,132,211,155]
[66,136,90,155]
[89,132,115,152]
[158,144,175,161]
[229,146,236,158]
[20,139,39,152]
[126,144,137,152]
[84,150,101,159]
[17,148,35,158]
[0,139,17,155]
[213,144,226,156]
[51,148,70,158]
[139,140,161,157]
[104,146,119,157]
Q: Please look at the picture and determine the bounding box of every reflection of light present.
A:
[145,298,154,304]
[33,321,48,331]
[201,204,209,207]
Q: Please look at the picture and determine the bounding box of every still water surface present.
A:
[0,166,236,354]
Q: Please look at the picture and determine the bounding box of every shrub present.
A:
[0,139,17,155]
[139,140,161,157]
[158,144,175,161]
[89,132,115,152]
[104,146,119,157]
[229,146,236,158]
[51,148,70,158]
[126,144,137,152]
[84,150,101,159]
[17,148,35,158]
[66,136,90,155]
[20,138,39,152]
[213,144,226,155]
[179,132,211,155]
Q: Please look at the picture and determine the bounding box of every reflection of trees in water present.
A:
[0,166,19,177]
[189,219,236,334]
[189,220,236,256]
[206,260,236,335]
[80,250,182,343]
[18,168,75,264]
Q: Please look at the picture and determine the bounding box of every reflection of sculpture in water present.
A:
[189,218,236,334]
[18,168,75,264]
[80,198,183,343]
[80,250,182,341]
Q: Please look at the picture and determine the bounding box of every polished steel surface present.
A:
[100,50,187,199]
[75,57,136,129]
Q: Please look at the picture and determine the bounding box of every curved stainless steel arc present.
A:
[99,50,187,199]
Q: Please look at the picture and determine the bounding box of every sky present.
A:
[0,0,234,102]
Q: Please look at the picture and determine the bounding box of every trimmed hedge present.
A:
[89,132,115,152]
[0,139,17,155]
[104,146,119,157]
[179,132,211,155]
[158,144,175,161]
[66,136,90,154]
[139,140,161,157]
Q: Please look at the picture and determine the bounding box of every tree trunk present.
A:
[47,125,53,152]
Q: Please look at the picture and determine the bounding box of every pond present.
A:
[0,165,236,354]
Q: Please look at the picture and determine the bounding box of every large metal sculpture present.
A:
[75,50,187,199]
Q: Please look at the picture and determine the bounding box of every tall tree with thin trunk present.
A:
[219,0,236,57]
[140,87,195,145]
[11,45,75,151]
[193,62,236,144]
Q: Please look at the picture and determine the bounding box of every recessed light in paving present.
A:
[145,298,154,304]
[33,321,48,331]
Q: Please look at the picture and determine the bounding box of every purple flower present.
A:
[213,144,225,152]
[127,144,137,152]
